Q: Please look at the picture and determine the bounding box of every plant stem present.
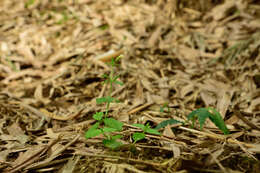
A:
[105,101,110,118]
[105,61,114,118]
[109,64,114,96]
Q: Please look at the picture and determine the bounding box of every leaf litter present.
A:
[0,0,260,172]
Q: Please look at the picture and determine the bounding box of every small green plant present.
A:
[132,123,160,143]
[99,24,109,30]
[85,56,161,149]
[156,107,229,135]
[85,111,123,149]
[159,102,170,113]
[187,107,229,135]
[85,57,124,149]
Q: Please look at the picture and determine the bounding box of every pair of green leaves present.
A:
[85,114,161,148]
[132,123,160,143]
[156,107,229,135]
[102,74,124,86]
[102,56,123,86]
[85,112,124,149]
[85,117,123,139]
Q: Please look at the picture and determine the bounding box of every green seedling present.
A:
[132,123,160,143]
[85,112,123,149]
[187,107,229,135]
[159,102,170,113]
[156,107,229,135]
[101,57,123,117]
[99,24,109,30]
[85,57,124,149]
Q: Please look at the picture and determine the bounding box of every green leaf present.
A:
[133,124,160,135]
[132,132,145,142]
[111,135,122,140]
[114,80,124,86]
[160,102,169,113]
[89,122,100,130]
[96,97,107,104]
[93,112,103,121]
[146,128,160,135]
[103,127,117,133]
[159,106,164,113]
[155,119,183,130]
[85,129,102,139]
[96,96,116,104]
[111,58,116,66]
[143,123,151,132]
[187,108,211,130]
[103,139,123,149]
[85,123,102,139]
[102,74,108,79]
[104,118,123,131]
[207,108,230,135]
[106,96,115,103]
[107,58,116,67]
[112,75,120,81]
[132,124,145,130]
[99,24,109,30]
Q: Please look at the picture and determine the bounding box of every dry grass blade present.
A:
[6,137,61,173]
[26,135,80,170]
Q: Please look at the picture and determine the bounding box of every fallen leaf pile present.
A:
[0,0,259,172]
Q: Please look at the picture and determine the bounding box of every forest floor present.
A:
[0,0,260,172]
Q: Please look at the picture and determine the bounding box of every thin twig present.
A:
[74,151,162,167]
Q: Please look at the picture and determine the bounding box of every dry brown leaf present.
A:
[177,45,200,61]
[7,123,29,144]
[207,0,236,21]
[200,91,217,106]
[180,83,194,98]
[162,125,175,139]
[61,156,80,173]
[216,90,233,118]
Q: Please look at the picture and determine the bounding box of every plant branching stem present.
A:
[105,63,114,118]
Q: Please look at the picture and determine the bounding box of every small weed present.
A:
[187,107,229,134]
[99,24,109,30]
[156,106,230,135]
[85,111,123,149]
[85,56,161,150]
[159,102,170,113]
[132,123,160,143]
[85,56,124,149]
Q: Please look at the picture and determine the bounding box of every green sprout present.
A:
[132,123,160,143]
[156,107,230,135]
[85,57,124,149]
